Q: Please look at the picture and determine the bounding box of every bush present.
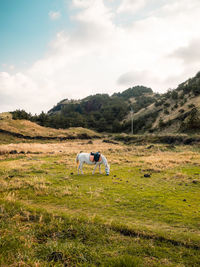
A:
[179,109,185,114]
[188,104,195,109]
[11,110,32,120]
[171,91,178,100]
[180,108,200,132]
[164,103,170,108]
[174,103,178,109]
[159,119,165,128]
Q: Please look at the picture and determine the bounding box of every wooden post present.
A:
[130,108,133,134]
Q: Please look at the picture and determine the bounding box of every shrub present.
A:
[171,91,178,100]
[180,108,200,132]
[164,103,170,108]
[188,104,195,109]
[174,103,178,109]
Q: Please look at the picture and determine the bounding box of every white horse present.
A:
[76,152,110,175]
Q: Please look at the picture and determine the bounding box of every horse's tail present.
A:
[76,154,79,163]
[76,153,80,166]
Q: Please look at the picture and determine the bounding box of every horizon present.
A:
[1,0,200,114]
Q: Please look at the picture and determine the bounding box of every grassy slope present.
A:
[0,140,200,266]
[131,93,200,133]
[0,113,100,142]
[153,94,200,129]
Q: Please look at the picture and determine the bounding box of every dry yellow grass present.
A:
[140,150,200,169]
[0,112,12,120]
[1,140,199,172]
[0,115,100,138]
[0,140,122,155]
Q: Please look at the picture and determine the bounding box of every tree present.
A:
[112,120,122,133]
[171,91,178,100]
[181,108,200,132]
[12,109,32,120]
[97,118,107,132]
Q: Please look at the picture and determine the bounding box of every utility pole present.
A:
[130,108,133,135]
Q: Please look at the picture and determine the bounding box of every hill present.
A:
[11,72,200,134]
[47,86,156,132]
[0,113,100,143]
[130,73,200,134]
[47,73,200,134]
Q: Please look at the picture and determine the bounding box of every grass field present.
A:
[0,139,200,266]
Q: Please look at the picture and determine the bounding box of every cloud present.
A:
[117,70,154,86]
[117,0,147,14]
[116,69,194,92]
[9,65,15,70]
[117,70,175,92]
[0,71,62,113]
[49,11,61,20]
[1,0,200,113]
[0,72,35,111]
[72,0,94,9]
[170,39,200,64]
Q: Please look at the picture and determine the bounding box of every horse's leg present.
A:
[78,163,81,175]
[92,164,98,175]
[99,164,101,174]
[80,162,84,174]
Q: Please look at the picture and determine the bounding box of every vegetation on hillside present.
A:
[11,86,155,133]
[11,72,200,134]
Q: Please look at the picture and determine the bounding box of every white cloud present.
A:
[72,0,94,9]
[49,11,61,20]
[117,0,147,14]
[9,65,15,70]
[1,0,200,113]
[170,39,200,64]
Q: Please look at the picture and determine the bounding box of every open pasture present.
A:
[0,140,200,266]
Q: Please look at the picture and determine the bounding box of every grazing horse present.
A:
[76,152,110,175]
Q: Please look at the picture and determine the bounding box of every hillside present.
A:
[131,73,200,134]
[47,73,200,134]
[11,72,200,134]
[47,86,158,132]
[0,113,100,143]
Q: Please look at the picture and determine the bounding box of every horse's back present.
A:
[78,152,90,162]
[79,152,90,157]
[78,152,104,164]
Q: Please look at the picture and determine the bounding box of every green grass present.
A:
[0,144,200,266]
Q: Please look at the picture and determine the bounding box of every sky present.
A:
[0,0,200,114]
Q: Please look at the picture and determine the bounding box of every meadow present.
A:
[0,139,200,266]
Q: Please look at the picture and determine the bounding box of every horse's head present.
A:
[105,164,110,175]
